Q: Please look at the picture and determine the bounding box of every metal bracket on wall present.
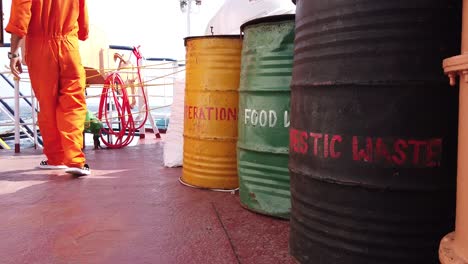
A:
[443,54,468,86]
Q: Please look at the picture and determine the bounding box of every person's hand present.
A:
[10,57,23,79]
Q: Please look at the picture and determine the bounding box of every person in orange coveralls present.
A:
[7,0,91,176]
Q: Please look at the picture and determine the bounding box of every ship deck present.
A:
[0,136,294,264]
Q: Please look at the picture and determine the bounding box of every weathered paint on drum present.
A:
[182,36,242,189]
[238,15,295,219]
[289,0,461,263]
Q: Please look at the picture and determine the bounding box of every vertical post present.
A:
[440,1,468,263]
[187,0,192,36]
[99,48,105,77]
[456,0,468,256]
[455,80,468,261]
[139,58,146,139]
[14,78,20,153]
[31,88,38,149]
[137,78,143,134]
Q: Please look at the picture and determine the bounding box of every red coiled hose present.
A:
[97,46,150,148]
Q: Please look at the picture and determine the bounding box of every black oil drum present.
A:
[289,0,461,263]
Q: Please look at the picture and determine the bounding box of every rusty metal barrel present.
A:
[237,15,295,219]
[289,0,461,263]
[182,36,242,189]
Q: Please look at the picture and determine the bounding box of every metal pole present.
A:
[31,88,38,149]
[139,57,146,139]
[455,0,468,257]
[187,0,192,36]
[14,78,20,153]
[440,0,468,263]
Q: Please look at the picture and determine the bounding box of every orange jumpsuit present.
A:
[6,0,89,168]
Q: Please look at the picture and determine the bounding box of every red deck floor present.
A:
[0,138,295,264]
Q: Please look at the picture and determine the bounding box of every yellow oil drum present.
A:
[182,36,242,189]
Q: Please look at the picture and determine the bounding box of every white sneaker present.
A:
[37,160,68,170]
[65,164,91,177]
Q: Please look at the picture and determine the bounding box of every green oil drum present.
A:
[237,15,295,219]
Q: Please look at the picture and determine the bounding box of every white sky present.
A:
[3,1,226,60]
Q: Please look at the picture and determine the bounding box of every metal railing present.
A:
[0,45,182,152]
[0,72,41,152]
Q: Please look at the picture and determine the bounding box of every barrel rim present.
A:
[240,14,296,33]
[184,35,241,46]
